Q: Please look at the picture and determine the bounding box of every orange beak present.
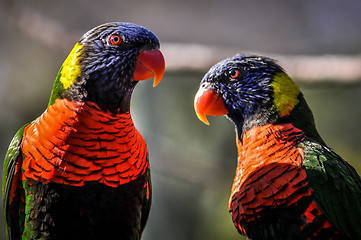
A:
[133,48,165,87]
[194,86,228,125]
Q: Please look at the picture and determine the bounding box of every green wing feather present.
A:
[2,62,64,239]
[47,65,65,107]
[300,139,361,239]
[2,124,29,239]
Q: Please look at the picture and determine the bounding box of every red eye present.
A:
[228,69,239,79]
[110,34,122,45]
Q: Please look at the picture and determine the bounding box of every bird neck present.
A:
[277,93,325,145]
[232,107,278,140]
[234,93,325,145]
[48,43,83,107]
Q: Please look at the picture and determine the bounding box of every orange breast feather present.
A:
[21,99,149,187]
[229,124,311,228]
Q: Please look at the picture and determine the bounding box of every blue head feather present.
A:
[200,54,285,133]
[64,22,160,113]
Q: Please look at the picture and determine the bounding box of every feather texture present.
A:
[195,54,361,239]
[3,22,164,240]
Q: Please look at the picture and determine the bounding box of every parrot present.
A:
[194,54,361,240]
[2,22,165,240]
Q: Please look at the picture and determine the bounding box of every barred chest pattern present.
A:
[229,124,338,239]
[21,98,149,187]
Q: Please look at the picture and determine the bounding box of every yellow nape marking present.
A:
[60,42,82,89]
[272,73,300,117]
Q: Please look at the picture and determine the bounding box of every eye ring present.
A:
[109,34,122,45]
[228,69,240,79]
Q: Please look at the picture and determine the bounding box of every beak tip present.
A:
[195,112,210,126]
[152,75,163,87]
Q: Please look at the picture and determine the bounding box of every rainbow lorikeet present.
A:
[194,54,361,239]
[2,22,165,240]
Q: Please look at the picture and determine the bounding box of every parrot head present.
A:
[49,22,165,113]
[194,54,321,140]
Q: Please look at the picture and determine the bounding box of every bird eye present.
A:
[109,34,122,45]
[228,69,240,79]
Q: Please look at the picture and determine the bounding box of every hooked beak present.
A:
[194,85,228,125]
[133,48,165,87]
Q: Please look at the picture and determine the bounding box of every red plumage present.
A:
[21,98,149,187]
[229,124,340,238]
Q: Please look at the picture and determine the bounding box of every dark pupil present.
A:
[113,36,119,42]
[229,69,237,77]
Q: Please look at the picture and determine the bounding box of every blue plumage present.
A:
[200,55,282,134]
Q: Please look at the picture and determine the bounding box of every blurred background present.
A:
[1,0,361,239]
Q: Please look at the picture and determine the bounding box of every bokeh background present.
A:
[1,0,361,239]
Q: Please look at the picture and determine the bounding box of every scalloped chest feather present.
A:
[229,123,340,239]
[21,98,149,187]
